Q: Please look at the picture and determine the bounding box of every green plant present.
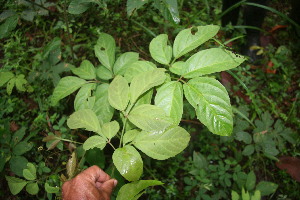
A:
[48,25,245,199]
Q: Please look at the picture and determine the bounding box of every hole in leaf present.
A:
[191,27,198,35]
[101,47,105,51]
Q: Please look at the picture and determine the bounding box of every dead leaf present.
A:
[276,156,300,182]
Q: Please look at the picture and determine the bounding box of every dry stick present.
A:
[63,0,75,63]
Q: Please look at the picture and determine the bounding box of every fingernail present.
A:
[114,179,118,187]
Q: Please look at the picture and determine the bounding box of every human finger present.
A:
[81,165,111,183]
[99,179,118,199]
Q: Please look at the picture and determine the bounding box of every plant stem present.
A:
[130,19,157,38]
[63,0,75,63]
[108,141,116,150]
[119,117,127,148]
[59,138,83,144]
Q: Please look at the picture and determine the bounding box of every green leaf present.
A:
[149,34,172,65]
[45,183,59,193]
[242,144,255,156]
[235,131,252,144]
[127,0,148,15]
[95,33,116,70]
[86,148,105,169]
[124,61,156,82]
[0,71,14,86]
[183,77,233,136]
[173,25,219,59]
[135,89,153,107]
[155,81,183,125]
[246,171,256,191]
[51,76,87,106]
[9,156,28,177]
[170,61,185,76]
[93,84,115,124]
[117,180,163,200]
[153,0,180,24]
[6,77,15,95]
[0,15,18,39]
[181,48,245,78]
[130,69,166,103]
[133,126,190,160]
[128,104,173,131]
[83,136,107,151]
[13,141,33,156]
[113,52,139,75]
[11,127,26,145]
[256,181,278,196]
[42,37,61,59]
[252,190,261,200]
[123,129,140,146]
[26,182,39,195]
[242,188,250,200]
[15,74,28,92]
[68,0,91,14]
[231,190,239,200]
[67,109,101,133]
[96,65,113,80]
[5,176,27,195]
[71,60,96,80]
[102,121,120,139]
[108,75,130,111]
[193,151,208,169]
[21,10,35,22]
[74,83,96,111]
[23,163,36,181]
[112,146,143,181]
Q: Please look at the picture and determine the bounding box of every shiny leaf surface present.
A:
[112,146,143,181]
[183,77,233,136]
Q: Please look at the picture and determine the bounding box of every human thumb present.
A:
[101,179,117,199]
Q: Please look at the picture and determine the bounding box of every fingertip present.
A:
[113,179,118,187]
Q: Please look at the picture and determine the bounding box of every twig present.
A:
[63,0,75,62]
